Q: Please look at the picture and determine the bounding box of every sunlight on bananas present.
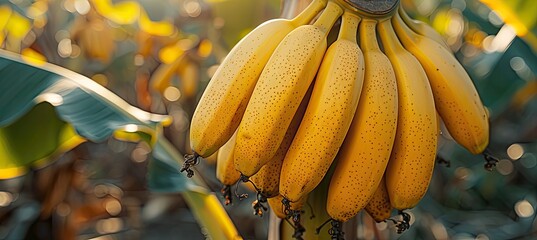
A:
[234,1,343,177]
[189,0,328,158]
[186,0,490,238]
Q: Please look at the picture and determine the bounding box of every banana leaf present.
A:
[0,49,171,178]
[149,134,243,240]
[0,50,241,239]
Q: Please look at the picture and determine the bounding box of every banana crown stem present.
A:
[398,6,450,50]
[392,12,417,43]
[398,6,414,26]
[313,1,344,33]
[359,19,380,51]
[338,11,360,42]
[378,19,404,54]
[291,0,328,25]
[398,6,422,36]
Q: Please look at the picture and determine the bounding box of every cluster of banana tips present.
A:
[184,0,491,238]
[281,198,308,239]
[483,149,500,171]
[180,152,199,178]
[252,192,268,217]
[220,185,233,205]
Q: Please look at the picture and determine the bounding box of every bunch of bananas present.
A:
[182,0,490,238]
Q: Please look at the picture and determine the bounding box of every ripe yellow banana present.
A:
[267,195,307,219]
[268,194,309,239]
[216,130,240,186]
[364,177,392,222]
[250,86,311,199]
[279,9,364,203]
[398,6,450,51]
[216,130,240,205]
[392,12,489,154]
[234,1,343,177]
[378,19,438,210]
[326,18,398,223]
[189,0,327,158]
[268,195,287,219]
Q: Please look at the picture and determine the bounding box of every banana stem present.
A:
[279,209,333,239]
[378,19,401,54]
[180,152,199,178]
[253,192,269,217]
[392,11,418,43]
[221,185,233,205]
[328,220,344,239]
[396,211,411,234]
[359,19,380,51]
[233,174,250,200]
[276,164,334,239]
[338,11,360,42]
[290,0,328,25]
[312,1,343,33]
[398,6,451,50]
[398,5,417,31]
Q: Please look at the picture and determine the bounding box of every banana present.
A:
[378,19,438,210]
[326,18,398,223]
[249,85,311,199]
[268,194,309,239]
[392,12,489,154]
[216,130,240,205]
[364,177,392,222]
[234,1,344,177]
[398,6,450,51]
[267,195,307,219]
[268,195,287,219]
[279,9,364,203]
[216,130,240,186]
[189,0,327,158]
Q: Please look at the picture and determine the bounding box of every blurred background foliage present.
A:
[0,0,535,239]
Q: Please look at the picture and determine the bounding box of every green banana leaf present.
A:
[0,50,241,239]
[149,134,243,240]
[0,102,85,177]
[0,49,171,178]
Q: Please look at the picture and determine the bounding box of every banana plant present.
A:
[0,50,241,240]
